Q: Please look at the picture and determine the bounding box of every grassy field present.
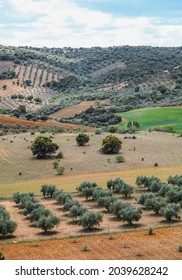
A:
[0,166,181,198]
[118,107,182,133]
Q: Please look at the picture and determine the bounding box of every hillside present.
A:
[0,45,182,128]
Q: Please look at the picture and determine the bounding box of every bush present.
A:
[101,134,122,154]
[95,128,103,134]
[56,151,64,159]
[108,126,118,133]
[76,133,90,146]
[116,155,125,163]
[56,166,65,175]
[148,227,153,235]
[52,160,59,169]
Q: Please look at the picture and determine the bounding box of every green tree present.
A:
[97,196,117,212]
[121,205,142,225]
[111,201,131,219]
[0,206,17,238]
[30,136,59,158]
[161,203,180,222]
[76,133,90,146]
[78,211,103,229]
[40,184,57,198]
[101,134,122,154]
[37,215,60,232]
[69,205,87,221]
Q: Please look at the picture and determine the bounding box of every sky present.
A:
[0,0,182,48]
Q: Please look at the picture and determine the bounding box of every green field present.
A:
[118,107,182,133]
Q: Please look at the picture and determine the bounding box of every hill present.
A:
[0,45,182,127]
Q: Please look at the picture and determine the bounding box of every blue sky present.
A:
[0,0,182,47]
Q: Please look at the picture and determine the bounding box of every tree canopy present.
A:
[30,136,59,158]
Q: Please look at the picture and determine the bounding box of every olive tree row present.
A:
[0,205,17,238]
[13,192,60,232]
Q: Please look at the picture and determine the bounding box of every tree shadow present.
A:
[37,230,59,236]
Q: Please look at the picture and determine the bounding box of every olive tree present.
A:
[37,215,60,232]
[78,211,103,229]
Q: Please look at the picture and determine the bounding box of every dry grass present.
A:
[0,131,181,196]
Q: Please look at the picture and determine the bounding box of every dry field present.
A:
[0,226,181,260]
[0,130,181,189]
[0,79,22,97]
[51,100,110,118]
[0,193,182,241]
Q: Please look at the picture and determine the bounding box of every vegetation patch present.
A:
[118,107,182,133]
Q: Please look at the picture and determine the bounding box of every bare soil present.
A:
[51,100,110,119]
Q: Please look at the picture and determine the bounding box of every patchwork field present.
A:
[118,107,182,133]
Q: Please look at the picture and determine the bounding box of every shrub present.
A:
[95,128,103,134]
[56,165,65,175]
[108,126,118,133]
[56,151,63,159]
[101,134,122,154]
[52,160,59,169]
[116,155,125,163]
[76,133,90,146]
[148,227,153,235]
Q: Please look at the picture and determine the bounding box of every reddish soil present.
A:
[0,79,22,97]
[0,194,181,260]
[0,115,95,131]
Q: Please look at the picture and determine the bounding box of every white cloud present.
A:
[2,0,182,47]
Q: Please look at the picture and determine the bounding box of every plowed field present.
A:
[0,115,94,132]
[0,226,181,259]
